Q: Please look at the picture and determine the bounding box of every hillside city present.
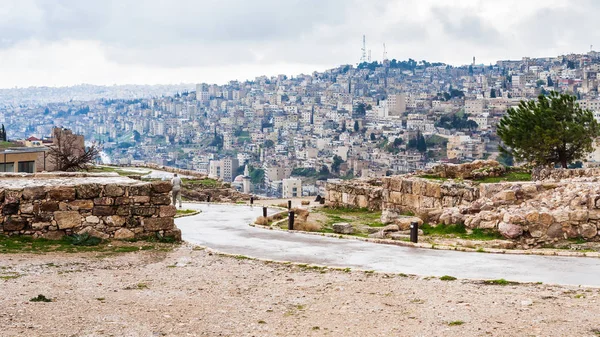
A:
[3,51,600,197]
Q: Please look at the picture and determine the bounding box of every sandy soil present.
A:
[1,245,599,337]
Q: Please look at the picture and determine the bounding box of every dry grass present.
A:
[293,218,322,232]
[301,200,310,205]
[292,208,310,221]
[255,216,269,226]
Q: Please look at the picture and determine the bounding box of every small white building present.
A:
[282,178,302,198]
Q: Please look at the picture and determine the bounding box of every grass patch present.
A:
[0,234,178,254]
[182,178,221,188]
[176,209,196,215]
[0,273,21,280]
[440,275,457,281]
[448,320,464,326]
[90,166,149,177]
[483,279,517,286]
[475,172,531,184]
[421,223,467,236]
[30,294,52,302]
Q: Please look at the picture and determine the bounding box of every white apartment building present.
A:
[282,178,302,198]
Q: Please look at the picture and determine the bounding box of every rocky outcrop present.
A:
[426,160,506,180]
[0,173,180,241]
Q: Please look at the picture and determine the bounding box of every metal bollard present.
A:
[263,206,267,218]
[207,195,211,203]
[410,221,418,243]
[288,211,295,230]
[250,196,254,205]
[288,200,292,209]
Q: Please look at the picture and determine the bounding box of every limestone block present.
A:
[92,206,116,216]
[19,203,34,214]
[129,184,151,196]
[32,222,50,230]
[40,200,59,212]
[22,186,46,200]
[48,187,76,201]
[159,206,177,218]
[104,215,126,227]
[401,180,412,194]
[425,182,441,198]
[546,223,563,239]
[94,197,114,206]
[552,210,570,223]
[4,189,22,203]
[525,211,539,223]
[411,180,423,195]
[539,212,554,226]
[151,181,173,194]
[479,220,498,229]
[569,210,589,222]
[76,184,102,199]
[104,184,125,197]
[142,217,174,231]
[114,197,130,205]
[332,223,354,234]
[494,190,516,202]
[164,228,182,241]
[388,191,403,204]
[132,196,150,204]
[113,228,135,240]
[132,206,156,216]
[69,200,94,210]
[402,194,419,209]
[394,216,423,231]
[4,216,27,231]
[85,215,100,224]
[54,211,82,229]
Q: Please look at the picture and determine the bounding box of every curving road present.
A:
[177,203,600,286]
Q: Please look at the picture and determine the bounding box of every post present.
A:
[288,200,292,209]
[262,206,267,218]
[410,221,418,243]
[288,211,295,230]
[250,196,254,205]
[207,195,211,203]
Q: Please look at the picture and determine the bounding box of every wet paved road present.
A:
[177,203,600,286]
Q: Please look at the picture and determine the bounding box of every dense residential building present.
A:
[4,51,600,196]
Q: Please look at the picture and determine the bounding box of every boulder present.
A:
[580,223,597,239]
[54,211,82,229]
[393,216,423,231]
[498,221,523,239]
[382,224,400,232]
[332,222,354,234]
[113,228,135,240]
[78,226,109,240]
[151,181,173,194]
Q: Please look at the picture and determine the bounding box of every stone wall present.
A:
[325,179,383,211]
[326,170,600,246]
[532,167,600,181]
[0,173,179,241]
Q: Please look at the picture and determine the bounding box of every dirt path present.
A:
[1,246,599,336]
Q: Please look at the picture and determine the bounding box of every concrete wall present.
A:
[0,175,179,240]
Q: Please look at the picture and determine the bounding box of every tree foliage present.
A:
[0,124,6,142]
[497,92,599,168]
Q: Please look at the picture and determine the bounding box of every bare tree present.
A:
[49,128,99,171]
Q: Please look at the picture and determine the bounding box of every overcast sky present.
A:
[0,0,598,88]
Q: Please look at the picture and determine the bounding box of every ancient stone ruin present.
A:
[0,172,180,240]
[326,161,600,248]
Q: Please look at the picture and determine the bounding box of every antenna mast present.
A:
[360,35,367,63]
[383,43,388,61]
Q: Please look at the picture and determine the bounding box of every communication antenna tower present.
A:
[360,35,367,63]
[368,50,372,62]
[383,43,388,61]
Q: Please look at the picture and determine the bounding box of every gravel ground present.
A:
[1,245,599,337]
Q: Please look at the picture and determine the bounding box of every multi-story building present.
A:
[282,178,302,198]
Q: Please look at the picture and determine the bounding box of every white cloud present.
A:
[0,0,598,88]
